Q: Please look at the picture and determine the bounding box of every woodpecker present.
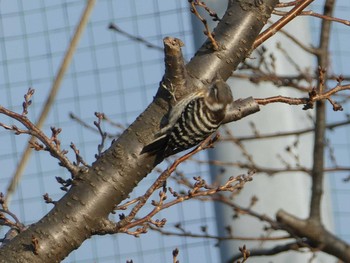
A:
[142,75,233,157]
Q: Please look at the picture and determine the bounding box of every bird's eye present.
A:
[213,87,219,100]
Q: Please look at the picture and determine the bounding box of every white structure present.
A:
[191,1,334,262]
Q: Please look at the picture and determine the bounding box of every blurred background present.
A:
[0,1,349,262]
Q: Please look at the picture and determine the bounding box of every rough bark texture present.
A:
[0,0,278,262]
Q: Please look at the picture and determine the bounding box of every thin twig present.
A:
[255,83,349,109]
[69,112,121,139]
[227,120,350,141]
[108,23,163,51]
[230,241,309,262]
[0,105,79,176]
[189,0,219,50]
[273,10,350,27]
[94,112,107,158]
[149,224,290,241]
[276,0,304,8]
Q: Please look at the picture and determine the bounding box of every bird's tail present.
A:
[140,135,168,155]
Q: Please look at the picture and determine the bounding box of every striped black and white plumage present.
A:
[142,76,233,157]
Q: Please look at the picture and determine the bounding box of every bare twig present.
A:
[276,0,304,8]
[237,245,250,263]
[190,0,221,22]
[94,112,108,158]
[42,193,57,205]
[0,208,25,232]
[301,10,350,26]
[70,143,90,169]
[173,248,179,263]
[0,104,79,176]
[22,88,35,116]
[222,127,255,164]
[273,10,350,27]
[230,241,309,262]
[189,0,219,50]
[275,26,318,54]
[149,224,290,242]
[55,176,73,192]
[226,120,350,141]
[69,112,122,138]
[255,83,349,109]
[108,23,163,51]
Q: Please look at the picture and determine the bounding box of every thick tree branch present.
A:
[0,1,279,261]
[276,210,350,262]
[309,0,334,222]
